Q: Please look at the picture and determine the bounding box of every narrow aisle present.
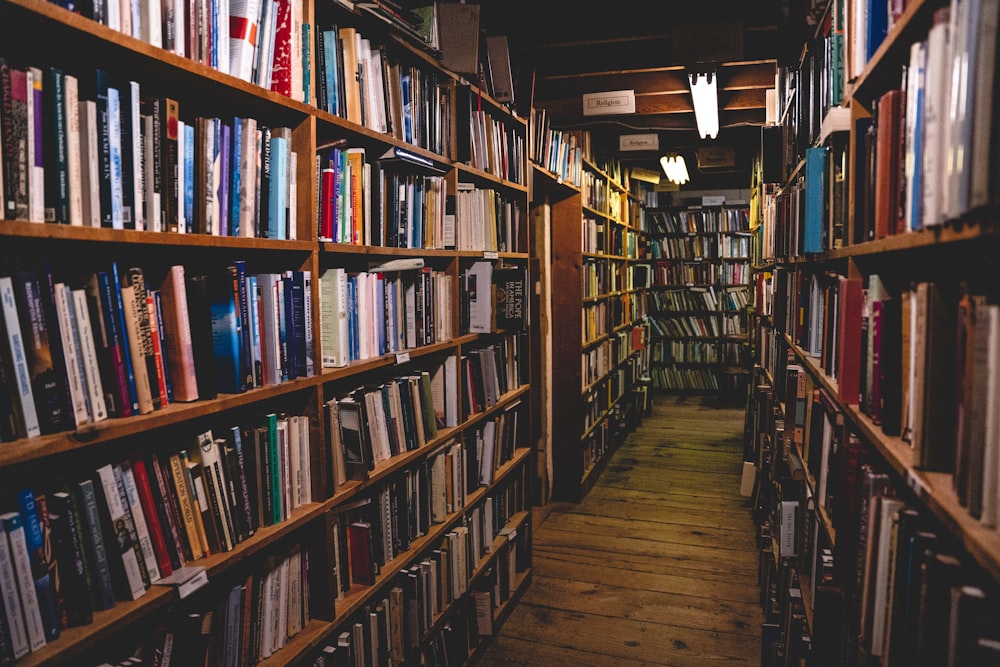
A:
[477,396,763,666]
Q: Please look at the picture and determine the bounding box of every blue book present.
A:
[282,275,301,380]
[346,276,357,362]
[866,0,888,62]
[267,135,287,240]
[323,29,339,116]
[183,124,195,232]
[107,87,124,230]
[910,64,925,231]
[230,118,242,237]
[15,490,59,642]
[118,80,138,230]
[401,73,412,144]
[209,269,241,394]
[276,275,288,381]
[247,275,262,387]
[110,262,139,413]
[232,261,251,391]
[152,290,173,403]
[803,146,826,254]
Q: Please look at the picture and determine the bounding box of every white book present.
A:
[217,0,230,76]
[319,268,348,368]
[119,462,162,583]
[106,0,121,30]
[131,0,141,38]
[260,561,275,658]
[278,419,291,521]
[63,289,95,422]
[276,556,289,649]
[288,150,297,240]
[72,289,108,423]
[128,82,145,231]
[173,0,185,56]
[871,497,905,656]
[296,414,311,505]
[142,114,161,232]
[107,86,125,229]
[0,277,41,439]
[239,118,258,236]
[229,0,262,81]
[64,75,84,227]
[945,0,978,219]
[140,0,162,46]
[0,516,30,659]
[467,261,493,333]
[0,512,46,652]
[191,431,235,551]
[25,68,44,223]
[118,0,132,37]
[95,464,147,600]
[290,0,303,101]
[53,283,89,427]
[80,100,102,227]
[920,11,951,227]
[287,414,302,509]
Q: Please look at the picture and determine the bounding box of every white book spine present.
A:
[299,414,311,504]
[65,75,84,227]
[73,289,108,423]
[120,463,162,582]
[141,0,163,46]
[175,119,185,234]
[143,115,161,232]
[0,277,41,438]
[95,465,147,600]
[240,118,258,236]
[129,82,145,231]
[173,0,185,56]
[1,513,46,652]
[53,283,89,427]
[80,101,102,227]
[25,68,44,223]
[117,0,131,35]
[287,415,302,510]
[107,87,125,229]
[0,518,30,658]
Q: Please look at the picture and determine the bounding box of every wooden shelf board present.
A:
[318,335,478,384]
[530,163,582,195]
[455,162,529,193]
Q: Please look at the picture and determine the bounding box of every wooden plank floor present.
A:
[476,395,762,667]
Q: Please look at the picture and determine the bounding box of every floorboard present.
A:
[475,396,762,666]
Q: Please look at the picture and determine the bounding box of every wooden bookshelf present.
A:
[0,0,537,663]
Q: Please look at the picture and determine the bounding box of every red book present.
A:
[158,265,199,402]
[146,295,169,408]
[321,164,335,241]
[873,90,902,239]
[269,0,293,97]
[837,277,863,405]
[129,458,173,578]
[346,521,375,586]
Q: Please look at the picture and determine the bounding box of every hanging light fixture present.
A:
[688,72,720,140]
[659,155,690,185]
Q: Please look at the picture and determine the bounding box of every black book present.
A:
[223,426,256,539]
[118,81,138,230]
[73,479,116,611]
[43,67,69,224]
[47,491,94,628]
[338,396,372,480]
[258,127,271,238]
[878,295,903,436]
[94,70,115,228]
[184,272,219,401]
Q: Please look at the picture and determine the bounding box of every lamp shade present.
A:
[689,72,720,140]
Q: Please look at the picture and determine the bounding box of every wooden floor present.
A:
[476,395,763,666]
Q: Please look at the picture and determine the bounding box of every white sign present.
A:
[582,90,636,116]
[619,133,659,151]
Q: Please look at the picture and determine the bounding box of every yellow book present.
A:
[168,452,204,560]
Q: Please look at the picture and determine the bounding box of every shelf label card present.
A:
[483,251,499,260]
[906,470,928,500]
[395,351,411,365]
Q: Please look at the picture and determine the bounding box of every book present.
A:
[0,276,41,438]
[0,512,45,652]
[93,464,147,600]
[46,490,94,628]
[73,479,116,611]
[14,490,59,641]
[0,510,30,660]
[118,266,156,414]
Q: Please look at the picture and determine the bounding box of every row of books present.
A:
[649,365,720,391]
[582,170,607,213]
[454,183,525,253]
[459,94,525,186]
[0,260,311,442]
[649,340,723,365]
[526,108,583,188]
[0,410,309,661]
[648,234,724,261]
[326,407,525,598]
[752,373,1000,666]
[646,207,751,236]
[582,260,631,300]
[49,0,308,101]
[312,487,529,667]
[317,265,451,369]
[99,539,314,667]
[1,64,301,239]
[582,330,633,389]
[651,260,737,287]
[649,314,724,339]
[315,24,450,156]
[650,287,722,312]
[582,302,609,345]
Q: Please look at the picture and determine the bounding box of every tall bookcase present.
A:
[749,0,1000,663]
[0,2,536,665]
[527,124,651,502]
[646,205,751,397]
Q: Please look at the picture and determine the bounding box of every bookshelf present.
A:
[0,2,536,665]
[749,0,1000,663]
[529,140,650,502]
[646,205,751,396]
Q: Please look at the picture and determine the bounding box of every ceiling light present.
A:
[688,72,719,140]
[659,155,690,185]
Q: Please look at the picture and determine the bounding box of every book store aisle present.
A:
[477,396,762,666]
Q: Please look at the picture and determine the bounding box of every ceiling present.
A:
[475,0,818,183]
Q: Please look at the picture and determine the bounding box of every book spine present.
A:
[46,68,70,224]
[0,277,41,438]
[25,68,44,223]
[106,86,125,229]
[118,277,155,415]
[162,98,179,233]
[72,288,108,423]
[89,271,132,418]
[0,516,30,660]
[229,426,257,537]
[129,459,173,578]
[0,513,46,651]
[73,480,116,611]
[147,454,188,567]
[118,462,162,584]
[167,453,205,560]
[110,263,140,414]
[53,284,89,427]
[97,464,149,597]
[146,293,170,408]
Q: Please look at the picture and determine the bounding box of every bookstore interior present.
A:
[1,0,999,663]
